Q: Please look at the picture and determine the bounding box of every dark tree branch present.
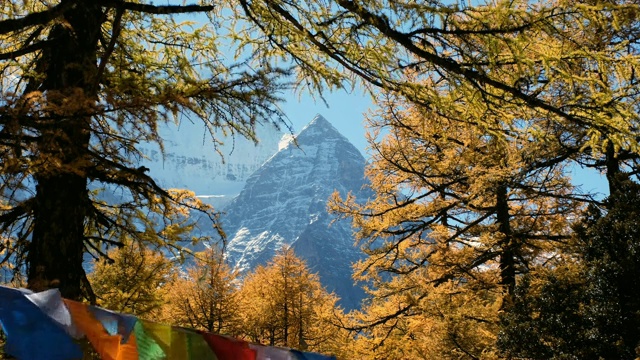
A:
[407,22,532,36]
[239,0,384,88]
[96,5,124,82]
[0,0,213,36]
[0,199,34,232]
[86,149,170,199]
[332,0,603,131]
[100,0,214,14]
[0,2,71,35]
[0,39,51,60]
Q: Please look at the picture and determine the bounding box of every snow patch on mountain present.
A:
[278,133,295,150]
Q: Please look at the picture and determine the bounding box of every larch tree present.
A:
[0,1,290,300]
[237,246,345,355]
[161,246,241,336]
[88,239,176,318]
[330,89,579,358]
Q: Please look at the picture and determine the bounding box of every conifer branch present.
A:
[100,0,214,14]
[0,2,71,35]
[332,0,603,131]
[0,40,51,60]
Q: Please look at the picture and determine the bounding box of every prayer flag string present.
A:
[0,285,336,360]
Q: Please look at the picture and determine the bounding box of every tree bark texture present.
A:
[496,184,516,298]
[27,2,102,300]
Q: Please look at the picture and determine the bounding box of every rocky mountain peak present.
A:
[296,114,346,140]
[221,115,369,310]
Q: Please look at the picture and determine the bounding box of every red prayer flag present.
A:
[202,333,257,360]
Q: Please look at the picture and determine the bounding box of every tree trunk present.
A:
[298,291,306,349]
[496,184,516,298]
[283,281,289,346]
[604,142,622,198]
[26,3,102,300]
[29,173,89,299]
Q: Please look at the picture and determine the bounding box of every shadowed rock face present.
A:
[222,114,370,310]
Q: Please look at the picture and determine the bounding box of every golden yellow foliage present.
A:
[330,87,581,357]
[237,246,350,357]
[89,241,176,318]
[161,246,241,335]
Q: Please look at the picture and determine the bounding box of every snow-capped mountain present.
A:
[140,120,285,209]
[222,115,370,310]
